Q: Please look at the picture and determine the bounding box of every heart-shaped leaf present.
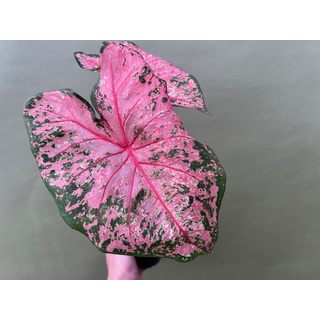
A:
[74,41,212,116]
[24,42,226,262]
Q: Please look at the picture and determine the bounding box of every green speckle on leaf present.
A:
[190,160,202,172]
[166,149,178,158]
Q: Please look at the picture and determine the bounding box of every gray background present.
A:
[1,40,319,280]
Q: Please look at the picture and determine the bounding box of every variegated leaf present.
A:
[24,42,226,262]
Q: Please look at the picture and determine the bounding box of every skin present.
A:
[106,254,145,280]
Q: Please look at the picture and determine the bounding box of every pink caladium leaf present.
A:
[74,41,212,116]
[24,42,226,262]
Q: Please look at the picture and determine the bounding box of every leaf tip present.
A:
[204,109,213,117]
[74,51,100,72]
[73,51,85,68]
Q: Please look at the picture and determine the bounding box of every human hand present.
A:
[106,253,145,280]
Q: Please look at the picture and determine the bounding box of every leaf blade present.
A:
[24,43,226,262]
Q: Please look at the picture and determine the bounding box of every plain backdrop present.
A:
[1,40,319,280]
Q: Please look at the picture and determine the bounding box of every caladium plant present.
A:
[23,41,226,262]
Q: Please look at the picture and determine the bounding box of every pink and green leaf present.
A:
[76,41,212,115]
[24,42,226,262]
[74,52,100,72]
